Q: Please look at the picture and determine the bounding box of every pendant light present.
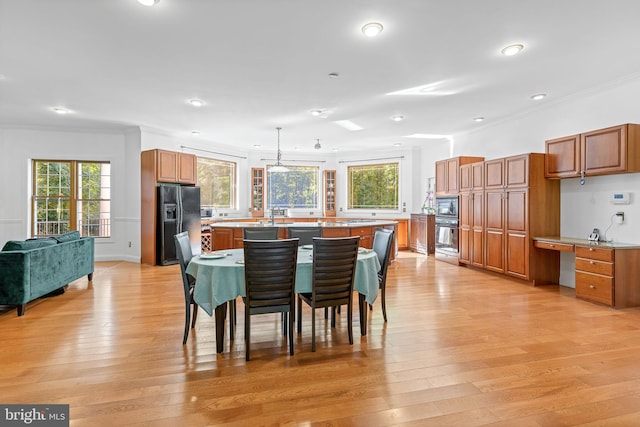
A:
[314,138,322,150]
[270,127,289,172]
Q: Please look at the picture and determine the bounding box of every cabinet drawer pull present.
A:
[550,244,555,248]
[589,285,596,289]
[589,248,594,251]
[590,261,595,264]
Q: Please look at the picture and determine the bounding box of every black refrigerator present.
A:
[157,184,201,265]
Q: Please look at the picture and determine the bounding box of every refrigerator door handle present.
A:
[177,186,183,233]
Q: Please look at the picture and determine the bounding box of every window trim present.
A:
[31,159,111,238]
[345,161,401,212]
[197,156,238,212]
[266,164,320,211]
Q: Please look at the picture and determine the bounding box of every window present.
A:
[348,162,399,210]
[267,165,318,209]
[197,157,236,209]
[33,160,111,237]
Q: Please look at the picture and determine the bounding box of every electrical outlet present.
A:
[615,212,625,224]
[371,212,376,216]
[128,241,132,248]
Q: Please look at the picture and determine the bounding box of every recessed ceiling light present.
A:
[328,72,339,79]
[501,44,524,56]
[332,147,339,152]
[473,117,485,122]
[530,93,547,100]
[189,99,205,107]
[137,0,159,6]
[253,144,261,148]
[191,131,200,136]
[392,115,404,122]
[52,107,70,115]
[362,22,383,37]
[310,110,323,116]
[393,143,402,147]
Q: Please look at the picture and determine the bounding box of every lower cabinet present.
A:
[575,246,615,307]
[574,245,640,308]
[410,214,435,255]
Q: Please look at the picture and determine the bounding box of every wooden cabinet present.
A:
[323,170,336,217]
[435,156,484,195]
[140,149,197,265]
[154,149,196,184]
[351,226,373,249]
[575,246,615,306]
[251,168,264,218]
[545,134,580,178]
[482,153,560,282]
[459,162,485,267]
[410,214,435,255]
[395,219,409,250]
[322,228,350,238]
[545,124,640,178]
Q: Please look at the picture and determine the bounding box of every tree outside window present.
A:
[267,166,318,209]
[348,163,399,210]
[197,157,236,209]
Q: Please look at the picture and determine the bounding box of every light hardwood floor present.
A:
[3,252,640,426]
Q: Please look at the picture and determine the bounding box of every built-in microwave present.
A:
[435,196,458,218]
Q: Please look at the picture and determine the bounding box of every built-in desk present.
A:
[533,236,640,308]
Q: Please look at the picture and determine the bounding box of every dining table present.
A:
[186,246,381,353]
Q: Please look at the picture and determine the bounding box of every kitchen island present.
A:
[204,219,399,261]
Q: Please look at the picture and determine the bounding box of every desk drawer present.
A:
[534,240,574,252]
[576,258,614,276]
[575,271,613,305]
[575,246,614,262]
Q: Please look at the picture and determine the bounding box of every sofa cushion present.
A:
[55,231,81,243]
[2,238,57,251]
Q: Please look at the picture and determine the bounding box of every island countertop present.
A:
[204,219,399,259]
[205,219,397,228]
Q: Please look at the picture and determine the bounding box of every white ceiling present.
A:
[1,0,640,153]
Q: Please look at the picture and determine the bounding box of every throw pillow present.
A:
[55,231,81,243]
[2,238,58,251]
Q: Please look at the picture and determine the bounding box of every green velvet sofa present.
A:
[0,232,94,316]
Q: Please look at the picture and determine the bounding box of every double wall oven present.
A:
[435,196,459,259]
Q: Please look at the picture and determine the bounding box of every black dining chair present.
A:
[297,236,360,352]
[243,227,279,240]
[242,238,299,361]
[174,231,200,345]
[370,228,394,322]
[287,227,322,246]
[175,231,235,344]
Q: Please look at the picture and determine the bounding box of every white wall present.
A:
[0,126,139,262]
[452,74,640,287]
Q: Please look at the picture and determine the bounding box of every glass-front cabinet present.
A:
[324,170,336,217]
[251,167,264,217]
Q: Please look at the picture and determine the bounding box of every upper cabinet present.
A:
[484,154,529,189]
[435,156,484,195]
[323,170,336,217]
[153,149,197,184]
[251,168,264,217]
[545,124,640,179]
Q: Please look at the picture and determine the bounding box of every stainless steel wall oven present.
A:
[435,196,459,257]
